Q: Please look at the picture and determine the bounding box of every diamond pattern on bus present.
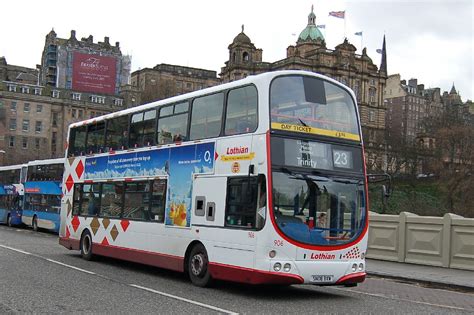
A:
[110,225,119,241]
[120,220,130,232]
[101,237,109,246]
[90,217,100,235]
[75,160,84,179]
[102,218,110,229]
[65,174,74,192]
[71,215,80,232]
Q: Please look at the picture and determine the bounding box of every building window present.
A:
[78,110,84,118]
[72,109,77,118]
[114,99,123,106]
[52,90,60,98]
[35,138,41,149]
[34,88,42,95]
[36,104,43,113]
[90,95,105,104]
[9,136,15,147]
[186,82,192,89]
[21,86,30,94]
[10,101,17,111]
[8,84,17,92]
[22,119,30,132]
[369,110,376,122]
[72,93,81,100]
[9,119,17,130]
[24,103,30,112]
[35,121,42,133]
[22,137,28,149]
[52,112,58,127]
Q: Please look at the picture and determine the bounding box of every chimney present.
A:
[408,78,417,88]
[88,35,93,43]
[70,30,76,40]
[104,36,110,45]
[115,41,120,48]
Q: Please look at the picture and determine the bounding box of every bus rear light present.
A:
[269,250,276,258]
[273,263,282,272]
[351,263,358,272]
[283,263,291,272]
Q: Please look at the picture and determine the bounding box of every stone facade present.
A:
[131,64,220,104]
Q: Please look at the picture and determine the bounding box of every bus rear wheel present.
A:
[32,216,38,231]
[80,231,94,261]
[188,244,213,287]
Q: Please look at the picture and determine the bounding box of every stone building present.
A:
[131,64,220,104]
[219,7,388,169]
[384,75,444,145]
[39,29,131,95]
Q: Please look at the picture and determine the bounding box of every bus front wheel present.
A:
[188,244,213,287]
[80,231,94,261]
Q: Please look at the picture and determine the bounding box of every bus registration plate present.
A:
[311,275,333,283]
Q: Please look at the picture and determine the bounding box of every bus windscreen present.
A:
[270,75,360,141]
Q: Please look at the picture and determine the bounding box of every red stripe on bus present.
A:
[335,272,366,285]
[266,131,368,251]
[84,180,93,184]
[92,242,184,272]
[124,178,133,182]
[209,262,304,285]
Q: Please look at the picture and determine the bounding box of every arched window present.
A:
[232,52,236,62]
[243,52,249,62]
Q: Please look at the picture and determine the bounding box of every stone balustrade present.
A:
[367,212,474,271]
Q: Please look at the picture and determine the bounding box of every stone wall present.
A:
[367,212,474,271]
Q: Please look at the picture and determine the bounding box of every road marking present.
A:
[334,287,471,312]
[130,284,239,315]
[0,244,238,314]
[0,244,96,275]
[46,258,96,275]
[0,244,32,255]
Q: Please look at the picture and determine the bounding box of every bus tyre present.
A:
[80,231,94,261]
[7,214,12,227]
[32,216,38,232]
[188,244,213,287]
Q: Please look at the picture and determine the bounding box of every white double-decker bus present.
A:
[60,70,369,287]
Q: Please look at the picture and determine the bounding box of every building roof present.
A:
[232,25,251,44]
[297,6,324,43]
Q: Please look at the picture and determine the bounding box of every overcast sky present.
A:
[1,0,472,101]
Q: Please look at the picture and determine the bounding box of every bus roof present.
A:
[68,70,352,129]
[27,158,65,166]
[0,164,26,171]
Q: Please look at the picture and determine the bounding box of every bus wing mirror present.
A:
[367,173,392,199]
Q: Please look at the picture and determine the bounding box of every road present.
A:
[1,225,473,314]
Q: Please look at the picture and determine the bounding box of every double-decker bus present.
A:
[22,158,64,233]
[60,70,369,287]
[0,164,26,226]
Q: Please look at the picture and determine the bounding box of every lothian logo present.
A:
[80,57,109,71]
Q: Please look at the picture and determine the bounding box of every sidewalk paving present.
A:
[366,259,474,291]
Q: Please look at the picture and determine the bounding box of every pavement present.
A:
[366,258,474,292]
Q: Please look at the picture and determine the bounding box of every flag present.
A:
[376,49,382,54]
[329,11,345,19]
[317,24,326,29]
[354,31,363,36]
